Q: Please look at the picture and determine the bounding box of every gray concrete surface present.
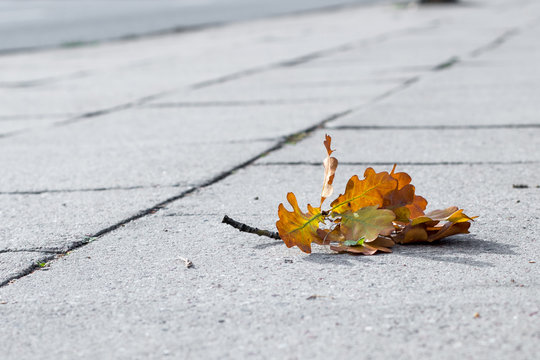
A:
[0,0,539,358]
[0,0,388,52]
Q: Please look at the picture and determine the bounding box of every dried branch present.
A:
[222,215,280,240]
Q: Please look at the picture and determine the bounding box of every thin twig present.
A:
[222,215,281,240]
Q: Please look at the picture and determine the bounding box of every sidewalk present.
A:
[1,0,539,358]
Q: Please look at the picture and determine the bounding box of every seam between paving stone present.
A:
[331,124,540,130]
[0,22,438,139]
[1,17,531,287]
[0,1,376,58]
[0,109,352,287]
[0,184,183,196]
[255,161,540,167]
[0,249,64,255]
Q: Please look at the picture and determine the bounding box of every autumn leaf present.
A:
[330,237,394,255]
[316,227,344,245]
[340,206,395,242]
[382,165,427,220]
[396,207,476,244]
[276,192,322,253]
[321,134,338,206]
[331,168,397,214]
[427,222,471,242]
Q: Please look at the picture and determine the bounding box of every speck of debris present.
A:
[179,257,193,268]
[306,295,321,300]
[513,184,529,189]
[473,312,480,319]
[254,196,259,200]
[284,259,293,263]
[0,301,7,305]
[516,200,520,203]
[218,319,225,323]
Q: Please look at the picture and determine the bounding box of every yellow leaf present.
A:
[276,192,322,254]
[340,206,396,242]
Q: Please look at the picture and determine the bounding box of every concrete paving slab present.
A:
[329,63,540,128]
[0,252,53,286]
[0,106,282,192]
[257,128,540,164]
[0,164,538,359]
[0,117,60,136]
[0,186,188,252]
[0,4,433,119]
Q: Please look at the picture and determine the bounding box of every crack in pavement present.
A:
[0,248,64,255]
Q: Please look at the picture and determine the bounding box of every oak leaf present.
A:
[321,134,338,206]
[331,168,397,214]
[396,207,475,244]
[276,192,322,253]
[340,206,396,242]
[383,165,427,219]
[330,237,394,255]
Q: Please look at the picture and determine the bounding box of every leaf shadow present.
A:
[303,252,373,266]
[252,241,282,250]
[395,234,516,268]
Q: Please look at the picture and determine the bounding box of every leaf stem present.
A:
[222,215,281,240]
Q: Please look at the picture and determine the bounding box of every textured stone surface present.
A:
[1,0,540,358]
[0,164,538,359]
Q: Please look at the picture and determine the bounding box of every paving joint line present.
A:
[0,21,438,138]
[0,109,352,288]
[0,14,529,286]
[0,184,181,196]
[255,161,540,166]
[329,124,540,130]
[0,248,64,255]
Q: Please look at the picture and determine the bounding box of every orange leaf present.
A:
[276,192,322,254]
[383,165,426,218]
[331,168,397,214]
[321,134,338,206]
[406,195,427,219]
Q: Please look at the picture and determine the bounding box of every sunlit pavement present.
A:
[0,0,539,358]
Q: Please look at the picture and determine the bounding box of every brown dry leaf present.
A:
[413,207,476,226]
[330,237,393,255]
[406,195,428,219]
[331,168,397,214]
[340,206,396,242]
[384,165,427,219]
[426,222,471,242]
[330,244,378,255]
[394,224,429,244]
[385,165,415,208]
[321,134,338,206]
[276,192,322,254]
[316,227,344,245]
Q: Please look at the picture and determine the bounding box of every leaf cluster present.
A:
[276,135,476,255]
